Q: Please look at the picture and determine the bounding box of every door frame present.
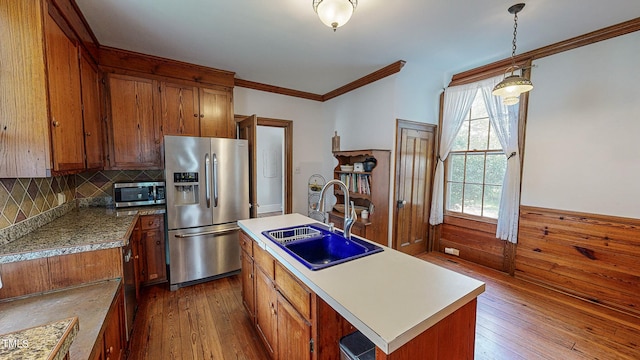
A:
[392,119,438,252]
[235,114,293,215]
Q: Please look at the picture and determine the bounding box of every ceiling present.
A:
[75,0,640,95]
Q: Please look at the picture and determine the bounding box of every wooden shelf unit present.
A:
[329,150,390,246]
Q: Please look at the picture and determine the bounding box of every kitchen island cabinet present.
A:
[239,214,485,359]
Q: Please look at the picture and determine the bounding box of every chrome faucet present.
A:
[317,179,356,239]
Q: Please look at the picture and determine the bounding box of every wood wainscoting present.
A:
[438,216,507,272]
[516,206,640,318]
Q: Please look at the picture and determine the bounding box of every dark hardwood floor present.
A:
[127,253,640,359]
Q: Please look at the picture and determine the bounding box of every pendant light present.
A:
[492,3,533,106]
[313,0,357,32]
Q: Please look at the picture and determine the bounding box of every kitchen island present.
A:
[238,213,485,359]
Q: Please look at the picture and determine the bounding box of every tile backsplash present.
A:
[75,170,164,206]
[0,169,164,234]
[0,177,75,230]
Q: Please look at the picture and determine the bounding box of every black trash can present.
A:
[339,331,376,360]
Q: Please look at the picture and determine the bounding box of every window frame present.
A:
[443,92,507,224]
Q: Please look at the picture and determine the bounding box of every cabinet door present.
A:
[140,218,166,285]
[161,82,199,136]
[199,87,234,138]
[44,12,85,172]
[241,249,256,319]
[131,223,143,300]
[79,52,103,169]
[277,293,312,360]
[255,267,278,358]
[107,74,161,169]
[103,290,125,360]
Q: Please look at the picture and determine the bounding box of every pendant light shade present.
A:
[492,3,533,105]
[313,0,357,31]
[492,73,533,105]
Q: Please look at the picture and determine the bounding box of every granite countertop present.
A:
[0,206,165,264]
[0,280,120,360]
[0,317,79,360]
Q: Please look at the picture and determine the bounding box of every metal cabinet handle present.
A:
[52,120,60,127]
[85,131,91,136]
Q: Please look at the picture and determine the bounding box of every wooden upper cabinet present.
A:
[106,74,162,169]
[161,82,199,137]
[199,87,235,138]
[79,51,103,169]
[44,10,85,172]
[0,1,100,177]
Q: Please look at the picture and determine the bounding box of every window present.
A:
[445,90,507,219]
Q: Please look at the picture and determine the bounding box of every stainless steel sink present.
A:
[262,223,383,270]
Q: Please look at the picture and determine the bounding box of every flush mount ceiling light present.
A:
[492,3,533,106]
[313,0,357,32]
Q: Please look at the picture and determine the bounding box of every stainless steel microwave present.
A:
[113,181,166,208]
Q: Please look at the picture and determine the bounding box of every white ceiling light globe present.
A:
[314,0,356,31]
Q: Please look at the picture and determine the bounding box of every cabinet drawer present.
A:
[239,231,254,257]
[275,262,312,321]
[140,215,162,230]
[254,244,275,280]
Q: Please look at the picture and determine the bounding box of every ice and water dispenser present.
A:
[172,172,199,205]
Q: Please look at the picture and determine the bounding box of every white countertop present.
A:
[238,213,485,354]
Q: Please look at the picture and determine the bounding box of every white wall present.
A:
[233,88,333,215]
[394,61,443,126]
[256,126,283,213]
[521,31,640,218]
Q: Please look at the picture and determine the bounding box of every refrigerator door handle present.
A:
[174,227,240,238]
[213,153,219,207]
[205,153,211,208]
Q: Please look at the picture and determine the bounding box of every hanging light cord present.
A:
[510,12,518,73]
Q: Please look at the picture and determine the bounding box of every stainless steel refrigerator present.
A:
[164,135,249,290]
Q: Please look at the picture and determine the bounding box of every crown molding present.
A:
[450,17,640,86]
[235,60,406,102]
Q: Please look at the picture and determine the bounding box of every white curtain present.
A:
[480,76,522,243]
[429,82,478,225]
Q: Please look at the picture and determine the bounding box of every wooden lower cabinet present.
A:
[240,233,318,360]
[277,292,312,360]
[255,265,278,358]
[241,249,256,318]
[91,286,126,360]
[132,214,167,287]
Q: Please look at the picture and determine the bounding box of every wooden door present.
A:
[161,82,199,136]
[241,250,256,319]
[238,115,258,218]
[44,12,85,172]
[277,293,312,360]
[79,52,103,169]
[393,120,437,255]
[255,267,277,358]
[199,87,234,138]
[107,74,161,169]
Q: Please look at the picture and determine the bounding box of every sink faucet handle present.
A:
[350,201,357,221]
